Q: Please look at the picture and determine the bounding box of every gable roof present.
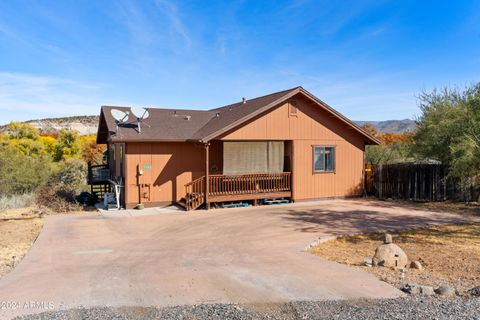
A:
[97,86,380,145]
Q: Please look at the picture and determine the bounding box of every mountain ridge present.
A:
[1,116,416,136]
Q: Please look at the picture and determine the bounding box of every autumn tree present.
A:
[54,129,81,161]
[362,124,413,164]
[79,136,106,165]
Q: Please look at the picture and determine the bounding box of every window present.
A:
[223,141,284,175]
[313,146,335,172]
[288,100,298,117]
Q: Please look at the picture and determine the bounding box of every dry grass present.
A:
[0,193,35,211]
[0,212,44,277]
[0,207,90,278]
[311,223,480,292]
[0,206,39,220]
[391,200,480,216]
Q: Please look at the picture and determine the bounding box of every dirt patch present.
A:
[0,207,39,220]
[0,207,92,278]
[0,215,44,277]
[310,223,480,292]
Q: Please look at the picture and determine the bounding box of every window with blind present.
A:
[313,146,335,172]
[223,141,284,175]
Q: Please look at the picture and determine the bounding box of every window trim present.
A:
[288,100,298,117]
[312,145,336,174]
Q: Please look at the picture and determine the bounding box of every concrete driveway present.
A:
[1,200,477,318]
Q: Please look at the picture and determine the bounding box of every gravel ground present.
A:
[13,296,480,320]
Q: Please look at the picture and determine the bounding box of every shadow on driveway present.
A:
[272,202,479,236]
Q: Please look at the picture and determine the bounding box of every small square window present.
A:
[313,146,335,172]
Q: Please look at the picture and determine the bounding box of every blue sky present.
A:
[0,0,479,124]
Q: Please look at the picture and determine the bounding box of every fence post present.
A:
[378,164,383,199]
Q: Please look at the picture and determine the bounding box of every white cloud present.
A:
[116,0,158,46]
[306,78,419,121]
[0,72,105,123]
[271,69,419,121]
[154,0,192,48]
[115,0,191,49]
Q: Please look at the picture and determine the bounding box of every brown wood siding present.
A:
[220,95,365,199]
[122,95,366,206]
[209,140,223,174]
[124,142,222,207]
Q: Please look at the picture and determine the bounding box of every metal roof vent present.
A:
[242,97,246,104]
[215,113,220,117]
[185,115,191,120]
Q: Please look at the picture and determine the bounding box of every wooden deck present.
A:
[182,172,292,211]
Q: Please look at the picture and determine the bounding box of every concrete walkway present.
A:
[96,203,185,218]
[0,200,478,319]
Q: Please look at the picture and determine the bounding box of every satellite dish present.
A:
[110,108,130,136]
[130,107,151,133]
[131,107,144,118]
[143,109,150,119]
[111,109,129,122]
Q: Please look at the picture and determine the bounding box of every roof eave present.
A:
[198,87,380,145]
[110,137,190,143]
[96,107,109,144]
[298,88,380,145]
[200,87,302,142]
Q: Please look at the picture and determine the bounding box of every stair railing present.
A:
[184,176,205,210]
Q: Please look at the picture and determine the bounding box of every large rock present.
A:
[372,243,408,268]
[410,260,423,270]
[435,285,457,297]
[401,284,435,296]
[468,286,480,297]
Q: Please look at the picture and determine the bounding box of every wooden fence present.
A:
[365,162,479,202]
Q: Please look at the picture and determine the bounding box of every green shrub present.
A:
[0,145,54,196]
[53,158,87,188]
[413,84,480,181]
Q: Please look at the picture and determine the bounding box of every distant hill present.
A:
[1,115,100,136]
[1,115,416,136]
[355,119,416,134]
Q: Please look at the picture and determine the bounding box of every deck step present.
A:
[222,202,249,208]
[176,198,188,210]
[263,198,290,205]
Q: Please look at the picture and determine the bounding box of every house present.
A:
[95,86,379,210]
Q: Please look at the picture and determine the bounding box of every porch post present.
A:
[291,140,295,202]
[204,142,210,210]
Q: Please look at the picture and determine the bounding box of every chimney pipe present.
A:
[242,97,246,104]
